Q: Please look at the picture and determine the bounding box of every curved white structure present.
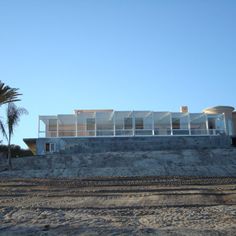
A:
[203,106,235,136]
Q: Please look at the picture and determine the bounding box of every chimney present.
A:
[180,106,188,113]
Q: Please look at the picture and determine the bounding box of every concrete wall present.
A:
[1,148,236,178]
[36,135,232,155]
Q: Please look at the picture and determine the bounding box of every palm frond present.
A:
[0,81,22,105]
[0,119,7,141]
[7,103,28,136]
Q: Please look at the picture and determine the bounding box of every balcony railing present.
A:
[208,129,226,135]
[40,128,226,138]
[190,129,208,135]
[172,129,190,135]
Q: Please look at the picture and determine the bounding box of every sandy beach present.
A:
[0,177,236,235]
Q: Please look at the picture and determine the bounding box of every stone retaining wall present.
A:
[1,148,236,178]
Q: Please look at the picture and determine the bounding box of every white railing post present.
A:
[223,113,227,135]
[170,112,173,135]
[132,111,135,136]
[113,111,116,136]
[152,112,154,136]
[95,111,97,137]
[38,117,40,138]
[56,117,59,137]
[75,114,78,137]
[205,114,209,135]
[188,113,191,135]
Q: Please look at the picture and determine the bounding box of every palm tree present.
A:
[0,81,22,144]
[1,103,28,169]
[0,81,22,105]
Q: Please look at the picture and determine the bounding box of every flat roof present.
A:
[74,109,114,114]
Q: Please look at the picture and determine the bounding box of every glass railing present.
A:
[115,129,133,136]
[40,128,226,137]
[96,130,114,136]
[58,131,76,137]
[135,129,153,136]
[154,128,171,135]
[77,130,96,136]
[190,129,208,135]
[172,129,190,135]
[208,129,226,135]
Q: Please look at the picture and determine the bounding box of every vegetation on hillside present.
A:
[0,144,33,158]
[0,81,28,169]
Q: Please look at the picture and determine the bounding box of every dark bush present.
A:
[0,144,33,158]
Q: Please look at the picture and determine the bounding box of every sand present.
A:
[0,177,236,235]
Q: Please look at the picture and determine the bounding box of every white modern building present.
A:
[24,106,236,155]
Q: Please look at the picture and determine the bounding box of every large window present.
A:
[153,112,171,135]
[48,119,57,137]
[190,113,207,135]
[172,118,180,129]
[48,119,57,131]
[86,118,95,130]
[135,118,144,129]
[124,117,132,129]
[208,118,216,130]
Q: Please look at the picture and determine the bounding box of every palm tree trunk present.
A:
[7,136,12,170]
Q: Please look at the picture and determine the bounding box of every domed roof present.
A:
[203,106,235,113]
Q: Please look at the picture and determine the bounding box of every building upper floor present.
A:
[38,105,236,138]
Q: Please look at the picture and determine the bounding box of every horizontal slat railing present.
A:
[40,129,226,138]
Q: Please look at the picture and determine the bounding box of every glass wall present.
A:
[190,113,207,135]
[153,112,171,135]
[114,111,133,136]
[47,118,57,137]
[134,111,152,135]
[58,115,76,137]
[96,111,114,136]
[171,112,189,135]
[207,114,225,135]
[39,111,227,138]
[39,116,57,138]
[77,111,96,136]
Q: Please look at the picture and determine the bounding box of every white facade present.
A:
[38,108,228,138]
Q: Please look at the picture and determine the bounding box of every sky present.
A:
[0,0,235,148]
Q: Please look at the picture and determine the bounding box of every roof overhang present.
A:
[23,138,37,155]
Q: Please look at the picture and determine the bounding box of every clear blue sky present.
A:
[0,0,235,148]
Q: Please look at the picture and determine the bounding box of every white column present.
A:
[188,113,191,135]
[205,114,209,135]
[75,114,78,137]
[113,111,116,136]
[223,113,227,135]
[56,117,59,137]
[38,117,40,138]
[132,111,135,136]
[152,112,154,136]
[170,112,173,135]
[95,112,97,137]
